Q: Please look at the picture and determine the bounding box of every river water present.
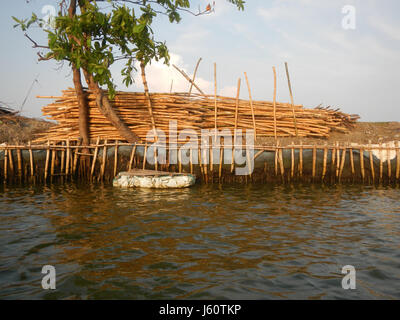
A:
[0,182,399,299]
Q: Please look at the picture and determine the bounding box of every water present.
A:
[0,182,399,300]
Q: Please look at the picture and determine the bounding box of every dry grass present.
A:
[0,114,54,144]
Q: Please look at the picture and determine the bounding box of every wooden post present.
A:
[312,146,317,180]
[339,147,346,181]
[128,144,137,171]
[379,142,383,182]
[244,72,257,140]
[331,145,336,179]
[387,146,391,181]
[188,57,202,96]
[336,143,340,178]
[50,146,56,177]
[214,62,218,141]
[189,148,193,174]
[4,147,8,181]
[299,141,303,177]
[369,141,375,183]
[143,142,148,170]
[279,147,284,180]
[28,142,34,178]
[284,62,298,136]
[396,141,400,180]
[272,67,277,141]
[178,148,182,173]
[231,78,241,173]
[8,147,14,175]
[360,148,365,181]
[291,143,295,179]
[322,146,328,181]
[114,140,119,177]
[72,141,80,175]
[154,146,158,171]
[60,141,65,174]
[349,147,355,177]
[17,148,22,178]
[66,139,70,175]
[100,139,107,181]
[219,143,223,180]
[91,137,100,178]
[44,141,50,181]
[274,143,278,176]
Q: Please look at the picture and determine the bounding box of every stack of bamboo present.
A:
[36,89,359,142]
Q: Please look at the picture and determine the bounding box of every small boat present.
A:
[113,169,196,189]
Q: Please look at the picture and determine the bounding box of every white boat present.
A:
[113,169,196,189]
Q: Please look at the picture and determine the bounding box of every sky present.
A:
[1,0,400,122]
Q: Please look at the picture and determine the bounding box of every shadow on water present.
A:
[0,182,400,299]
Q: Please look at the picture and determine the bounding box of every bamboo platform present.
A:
[1,140,399,185]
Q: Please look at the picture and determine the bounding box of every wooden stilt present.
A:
[128,144,137,171]
[219,145,223,181]
[360,148,365,181]
[143,142,147,170]
[336,143,340,178]
[379,142,383,182]
[44,141,50,181]
[189,148,193,174]
[339,147,346,181]
[100,139,107,181]
[178,148,182,173]
[349,147,355,177]
[28,142,34,178]
[322,146,328,181]
[4,148,8,181]
[396,141,400,180]
[299,141,303,177]
[278,148,284,180]
[291,143,295,179]
[387,147,391,181]
[91,137,100,178]
[17,148,22,178]
[154,146,158,171]
[65,139,70,176]
[274,144,278,176]
[8,147,14,175]
[60,141,65,174]
[369,142,375,183]
[312,146,317,179]
[114,140,119,177]
[72,141,80,175]
[231,78,241,173]
[50,147,56,177]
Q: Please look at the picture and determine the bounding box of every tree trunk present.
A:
[140,61,157,140]
[69,0,90,146]
[83,70,141,143]
[72,67,90,145]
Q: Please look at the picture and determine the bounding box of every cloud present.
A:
[369,16,400,41]
[130,53,235,96]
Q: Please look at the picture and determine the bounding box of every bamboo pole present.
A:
[188,57,202,96]
[16,148,22,178]
[219,145,223,180]
[272,67,277,141]
[299,141,303,177]
[172,64,205,96]
[312,146,316,179]
[274,144,278,176]
[4,147,8,181]
[66,139,70,175]
[154,146,158,171]
[50,147,56,177]
[231,78,241,173]
[360,148,365,181]
[143,142,147,170]
[339,147,346,181]
[284,62,298,136]
[214,63,218,141]
[72,141,80,175]
[178,148,182,173]
[379,142,383,182]
[244,72,257,140]
[141,61,158,141]
[114,140,119,177]
[28,142,34,178]
[91,137,100,178]
[44,141,50,181]
[8,147,14,175]
[190,148,193,174]
[349,147,355,177]
[279,147,284,180]
[100,139,107,181]
[60,141,65,174]
[369,141,375,183]
[128,144,137,171]
[396,141,400,180]
[387,147,391,180]
[291,143,295,178]
[322,145,328,181]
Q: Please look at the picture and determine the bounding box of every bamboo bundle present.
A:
[35,89,359,143]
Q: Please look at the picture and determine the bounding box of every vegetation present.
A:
[13,0,245,145]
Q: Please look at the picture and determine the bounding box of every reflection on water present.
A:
[0,182,400,299]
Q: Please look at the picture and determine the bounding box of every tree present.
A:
[13,0,245,144]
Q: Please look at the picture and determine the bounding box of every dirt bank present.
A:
[256,122,400,145]
[0,114,53,144]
